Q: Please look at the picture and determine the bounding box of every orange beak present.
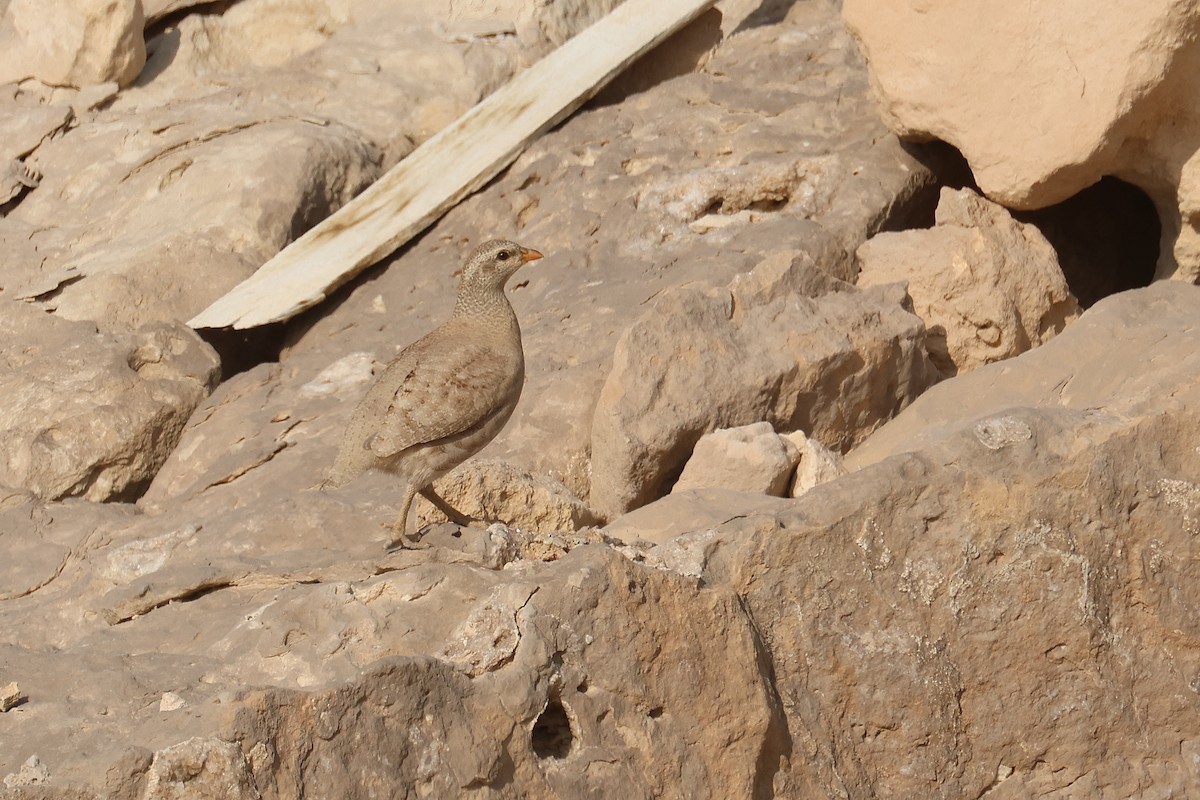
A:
[520,248,544,263]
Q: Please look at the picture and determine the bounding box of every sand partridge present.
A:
[323,239,543,547]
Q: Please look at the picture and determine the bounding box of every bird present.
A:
[322,239,543,548]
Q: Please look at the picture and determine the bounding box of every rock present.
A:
[0,4,974,797]
[0,0,146,88]
[7,101,384,329]
[158,692,186,712]
[589,281,937,520]
[416,460,600,533]
[842,0,1200,283]
[3,755,49,789]
[141,738,257,800]
[136,0,934,523]
[783,429,846,497]
[701,282,1200,796]
[0,681,21,711]
[847,281,1200,469]
[673,422,800,497]
[0,304,219,501]
[857,187,1080,377]
[604,488,790,546]
[1,509,781,798]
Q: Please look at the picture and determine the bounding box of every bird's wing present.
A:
[366,334,518,458]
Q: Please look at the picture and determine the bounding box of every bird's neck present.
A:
[453,286,518,326]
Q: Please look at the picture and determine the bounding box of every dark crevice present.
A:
[531,696,575,760]
[1014,177,1160,308]
[197,322,288,382]
[895,140,1160,308]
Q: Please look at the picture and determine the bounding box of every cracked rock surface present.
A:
[3,0,1197,798]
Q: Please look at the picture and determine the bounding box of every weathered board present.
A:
[190,0,717,330]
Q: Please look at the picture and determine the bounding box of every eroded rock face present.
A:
[11,1,1198,798]
[0,303,219,501]
[589,280,936,520]
[709,282,1200,797]
[0,0,146,89]
[843,0,1200,284]
[857,187,1079,377]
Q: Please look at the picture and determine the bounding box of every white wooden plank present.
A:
[190,0,717,330]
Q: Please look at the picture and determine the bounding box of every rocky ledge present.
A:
[1,1,1197,798]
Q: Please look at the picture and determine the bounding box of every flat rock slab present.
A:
[847,281,1200,469]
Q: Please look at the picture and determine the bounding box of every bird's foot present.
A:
[381,520,428,550]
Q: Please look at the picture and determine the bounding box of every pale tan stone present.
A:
[782,429,846,497]
[857,188,1079,377]
[589,282,936,520]
[0,0,146,88]
[0,303,219,501]
[673,422,799,497]
[843,0,1200,283]
[417,460,600,533]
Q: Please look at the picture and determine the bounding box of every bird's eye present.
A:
[497,250,511,261]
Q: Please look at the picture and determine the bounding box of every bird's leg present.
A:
[419,486,473,527]
[385,485,420,549]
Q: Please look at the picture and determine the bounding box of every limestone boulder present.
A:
[0,488,780,798]
[6,97,384,330]
[673,421,800,498]
[0,302,219,502]
[0,0,146,88]
[842,0,1200,283]
[857,187,1079,377]
[783,429,846,497]
[416,459,599,533]
[701,281,1200,796]
[589,280,937,520]
[847,280,1200,470]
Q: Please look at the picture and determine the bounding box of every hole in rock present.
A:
[648,706,664,719]
[198,323,287,382]
[884,139,980,233]
[531,697,575,760]
[1013,177,1159,309]
[893,141,1160,308]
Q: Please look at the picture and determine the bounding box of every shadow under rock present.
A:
[731,0,804,34]
[587,6,726,109]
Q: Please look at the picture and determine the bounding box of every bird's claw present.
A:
[381,520,428,550]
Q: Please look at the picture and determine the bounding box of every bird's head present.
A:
[459,239,543,294]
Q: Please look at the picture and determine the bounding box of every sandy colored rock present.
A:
[134,0,933,522]
[0,681,21,712]
[603,488,788,546]
[843,0,1200,283]
[693,282,1200,797]
[847,280,1200,470]
[417,460,599,533]
[0,303,219,501]
[0,0,613,330]
[857,187,1079,377]
[141,738,256,800]
[0,0,146,88]
[783,429,846,497]
[3,755,49,790]
[589,281,936,520]
[673,421,799,497]
[8,101,384,329]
